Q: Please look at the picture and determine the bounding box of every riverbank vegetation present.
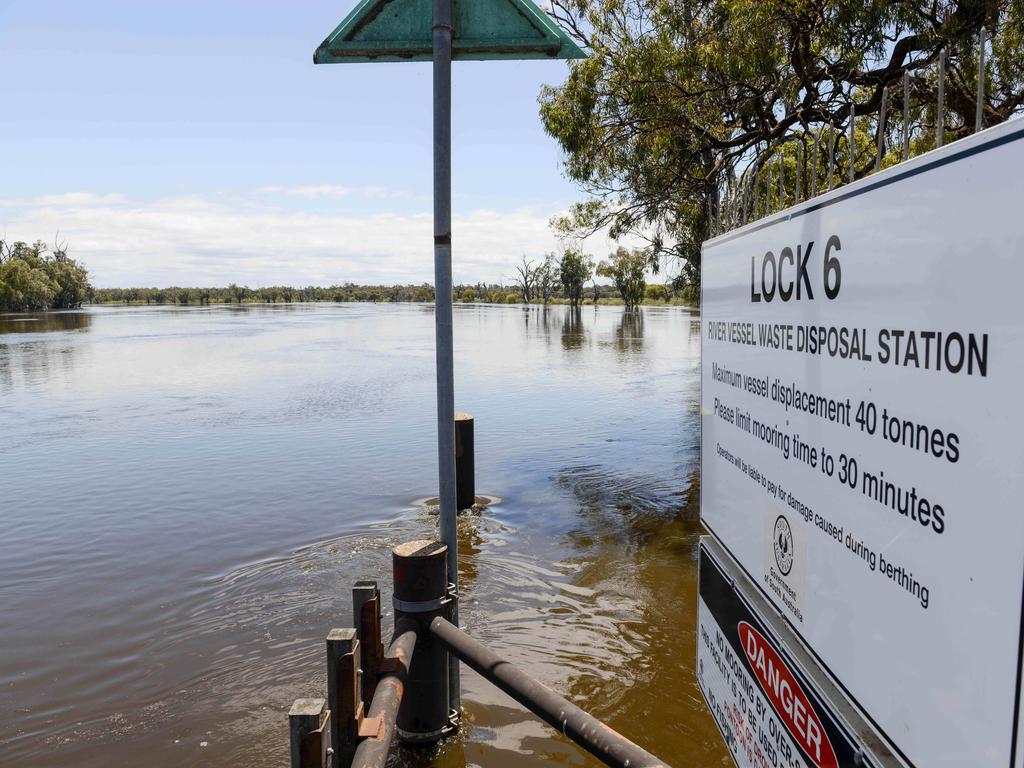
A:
[83,246,695,309]
[0,238,90,312]
[89,283,438,306]
[86,281,691,307]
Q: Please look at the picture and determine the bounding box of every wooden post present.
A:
[289,698,331,768]
[327,630,360,768]
[454,413,475,510]
[352,581,383,705]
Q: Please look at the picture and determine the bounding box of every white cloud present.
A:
[254,185,419,201]
[0,190,631,287]
[255,185,354,199]
[0,192,127,207]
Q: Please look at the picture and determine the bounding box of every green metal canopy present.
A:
[313,0,587,63]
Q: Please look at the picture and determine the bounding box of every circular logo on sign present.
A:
[773,515,794,576]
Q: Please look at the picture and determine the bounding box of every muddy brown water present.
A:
[0,303,729,767]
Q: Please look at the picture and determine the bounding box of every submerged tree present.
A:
[541,0,1024,291]
[535,253,560,306]
[597,247,647,311]
[512,255,536,303]
[559,247,594,308]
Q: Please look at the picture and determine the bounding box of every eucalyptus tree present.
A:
[541,0,1024,289]
[559,247,594,308]
[597,247,647,311]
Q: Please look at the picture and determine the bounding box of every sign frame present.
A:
[699,117,1024,768]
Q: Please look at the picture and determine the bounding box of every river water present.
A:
[0,303,728,767]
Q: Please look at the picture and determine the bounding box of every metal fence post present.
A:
[849,104,856,183]
[812,133,819,197]
[976,27,986,132]
[827,124,835,190]
[937,49,945,147]
[327,630,360,768]
[290,698,331,768]
[745,172,753,225]
[796,142,803,202]
[393,541,451,743]
[352,581,383,707]
[875,85,887,171]
[903,70,910,161]
[778,151,784,207]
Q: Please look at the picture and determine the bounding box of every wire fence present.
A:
[708,25,1019,237]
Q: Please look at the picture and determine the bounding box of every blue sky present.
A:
[0,0,617,287]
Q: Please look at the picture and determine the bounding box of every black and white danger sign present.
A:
[701,118,1024,768]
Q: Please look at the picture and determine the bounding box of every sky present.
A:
[0,0,619,287]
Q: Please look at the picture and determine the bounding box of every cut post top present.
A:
[393,539,447,559]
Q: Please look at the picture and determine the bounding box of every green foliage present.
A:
[597,247,648,311]
[504,292,521,304]
[559,248,594,308]
[542,0,1024,292]
[645,284,669,302]
[0,238,90,312]
[460,287,477,302]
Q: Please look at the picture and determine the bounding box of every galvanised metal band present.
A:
[393,596,446,613]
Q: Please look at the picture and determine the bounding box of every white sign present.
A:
[700,118,1024,768]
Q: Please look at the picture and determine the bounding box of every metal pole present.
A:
[976,27,986,132]
[432,0,460,721]
[937,49,945,147]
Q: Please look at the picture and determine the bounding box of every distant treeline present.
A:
[87,281,693,306]
[89,283,438,305]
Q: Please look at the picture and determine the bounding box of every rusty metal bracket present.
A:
[377,656,404,676]
[357,712,385,740]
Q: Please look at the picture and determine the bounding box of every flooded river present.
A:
[0,303,728,767]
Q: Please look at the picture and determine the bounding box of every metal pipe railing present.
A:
[292,542,673,768]
[349,620,417,768]
[429,615,671,768]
